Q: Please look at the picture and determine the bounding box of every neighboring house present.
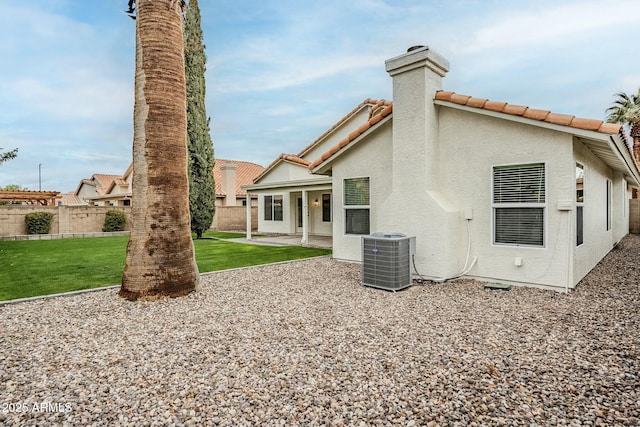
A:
[214,160,265,207]
[68,159,264,208]
[73,173,123,206]
[86,163,133,207]
[245,45,640,292]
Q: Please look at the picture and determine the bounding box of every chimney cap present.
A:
[407,45,426,52]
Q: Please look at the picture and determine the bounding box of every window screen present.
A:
[493,163,545,246]
[344,177,370,235]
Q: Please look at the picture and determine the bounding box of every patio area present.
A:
[228,234,332,249]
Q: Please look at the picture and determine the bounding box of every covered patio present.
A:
[242,178,333,246]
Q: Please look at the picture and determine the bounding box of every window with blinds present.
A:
[344,177,370,234]
[493,163,545,246]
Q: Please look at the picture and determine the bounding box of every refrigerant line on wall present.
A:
[412,218,477,283]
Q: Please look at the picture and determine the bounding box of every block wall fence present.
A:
[0,206,132,237]
[211,206,258,232]
[630,199,640,235]
[0,205,257,237]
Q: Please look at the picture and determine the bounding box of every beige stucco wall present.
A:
[254,191,291,234]
[329,105,629,291]
[287,190,332,236]
[436,108,577,289]
[0,206,131,236]
[331,122,393,260]
[572,141,629,284]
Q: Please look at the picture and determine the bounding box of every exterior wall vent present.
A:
[362,233,416,291]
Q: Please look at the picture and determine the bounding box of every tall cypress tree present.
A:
[185,0,215,239]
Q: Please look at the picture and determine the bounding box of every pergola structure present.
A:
[0,190,61,206]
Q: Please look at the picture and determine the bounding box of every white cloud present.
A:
[457,1,640,54]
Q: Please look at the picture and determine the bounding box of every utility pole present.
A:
[38,163,42,191]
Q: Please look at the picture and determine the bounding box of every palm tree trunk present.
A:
[120,0,199,300]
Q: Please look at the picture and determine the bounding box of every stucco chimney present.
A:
[385,45,449,190]
[220,163,237,206]
[379,46,459,278]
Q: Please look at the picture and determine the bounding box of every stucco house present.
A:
[244,45,640,292]
[72,173,123,206]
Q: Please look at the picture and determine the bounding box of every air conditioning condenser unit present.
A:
[362,233,416,291]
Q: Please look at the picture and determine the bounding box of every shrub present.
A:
[25,211,55,234]
[103,209,127,232]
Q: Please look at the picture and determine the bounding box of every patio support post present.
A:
[301,189,309,245]
[246,194,252,240]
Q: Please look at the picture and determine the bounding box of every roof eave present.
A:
[243,177,332,192]
[608,134,640,186]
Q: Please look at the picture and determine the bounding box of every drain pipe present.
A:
[565,210,571,294]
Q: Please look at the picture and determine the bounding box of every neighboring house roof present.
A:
[104,176,131,195]
[75,174,122,196]
[214,159,265,197]
[58,192,88,206]
[91,174,122,194]
[78,159,263,202]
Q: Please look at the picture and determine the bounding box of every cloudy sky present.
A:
[1,0,639,192]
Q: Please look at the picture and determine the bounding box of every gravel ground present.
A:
[1,235,639,426]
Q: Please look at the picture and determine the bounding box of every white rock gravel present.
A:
[1,235,639,426]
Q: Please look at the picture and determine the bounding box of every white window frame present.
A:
[321,193,332,223]
[344,177,370,235]
[576,162,584,246]
[263,194,283,222]
[492,162,546,247]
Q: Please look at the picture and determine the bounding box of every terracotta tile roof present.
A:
[308,103,393,170]
[92,174,122,193]
[434,91,621,135]
[297,98,391,158]
[309,91,633,173]
[214,159,265,197]
[58,192,87,206]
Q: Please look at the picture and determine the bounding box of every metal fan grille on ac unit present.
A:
[362,234,415,291]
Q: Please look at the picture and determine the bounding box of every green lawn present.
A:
[0,234,330,301]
